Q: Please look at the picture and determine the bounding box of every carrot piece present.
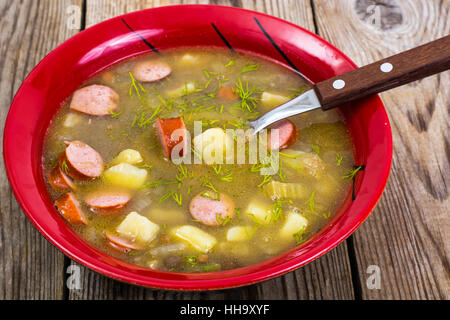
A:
[54,193,87,226]
[155,117,187,159]
[217,87,238,100]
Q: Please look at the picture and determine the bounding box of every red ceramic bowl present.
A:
[3,5,392,290]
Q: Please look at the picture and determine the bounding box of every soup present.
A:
[42,48,354,272]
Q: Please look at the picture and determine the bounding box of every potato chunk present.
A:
[170,225,217,253]
[63,113,83,128]
[180,53,199,65]
[103,163,148,189]
[280,149,326,179]
[245,200,272,225]
[116,212,160,244]
[166,81,196,97]
[110,149,144,166]
[193,128,234,164]
[261,91,289,109]
[226,226,257,241]
[279,211,308,239]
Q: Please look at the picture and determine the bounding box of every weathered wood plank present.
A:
[0,0,83,299]
[70,0,355,300]
[313,0,449,299]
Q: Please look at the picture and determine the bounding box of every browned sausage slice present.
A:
[54,192,87,226]
[132,60,171,82]
[268,119,298,150]
[189,192,235,226]
[63,141,104,179]
[48,166,75,192]
[69,84,119,116]
[85,191,131,211]
[154,117,187,160]
[105,233,143,253]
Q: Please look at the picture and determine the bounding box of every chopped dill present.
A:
[212,164,222,175]
[280,152,303,159]
[240,63,260,74]
[336,153,343,166]
[305,191,316,214]
[128,72,147,106]
[270,199,292,223]
[184,255,198,266]
[216,213,232,226]
[342,165,363,180]
[140,179,177,189]
[235,208,242,221]
[293,226,307,244]
[322,211,331,219]
[61,159,69,175]
[171,192,183,206]
[108,110,123,119]
[158,191,173,204]
[201,263,220,272]
[258,175,272,188]
[287,85,309,98]
[219,172,233,182]
[233,78,260,113]
[224,60,235,68]
[311,144,320,156]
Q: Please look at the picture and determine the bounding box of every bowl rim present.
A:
[3,4,393,290]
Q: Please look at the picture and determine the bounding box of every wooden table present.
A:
[0,0,448,300]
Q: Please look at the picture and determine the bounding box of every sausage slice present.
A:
[85,191,131,211]
[189,192,235,226]
[63,141,104,179]
[70,84,119,116]
[54,192,87,226]
[105,233,143,253]
[154,117,187,160]
[132,60,171,82]
[268,119,298,150]
[48,166,75,192]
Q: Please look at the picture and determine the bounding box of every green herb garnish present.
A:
[342,165,363,180]
[240,63,259,74]
[336,153,343,166]
[305,191,316,214]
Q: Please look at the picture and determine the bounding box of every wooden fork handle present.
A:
[313,35,450,110]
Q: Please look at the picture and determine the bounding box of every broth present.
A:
[43,47,354,272]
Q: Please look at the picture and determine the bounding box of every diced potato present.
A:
[63,113,83,128]
[180,53,199,65]
[279,211,308,239]
[166,81,196,97]
[170,225,217,253]
[103,163,148,189]
[261,91,289,109]
[281,149,326,179]
[263,181,309,200]
[245,200,272,225]
[226,226,257,241]
[110,149,144,166]
[146,207,188,225]
[116,212,160,244]
[193,128,234,165]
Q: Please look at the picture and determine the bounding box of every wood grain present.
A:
[0,0,83,299]
[71,0,355,300]
[313,0,450,299]
[1,0,447,300]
